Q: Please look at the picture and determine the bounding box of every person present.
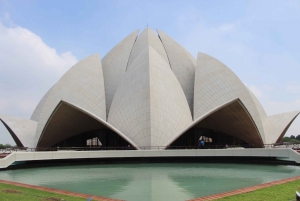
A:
[200,139,205,149]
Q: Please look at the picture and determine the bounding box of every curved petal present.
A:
[194,53,266,142]
[157,29,196,115]
[247,87,299,144]
[102,29,139,118]
[164,98,264,147]
[108,46,192,148]
[264,111,300,144]
[127,28,169,70]
[0,116,37,147]
[37,101,139,149]
[31,87,53,121]
[247,87,267,121]
[34,54,106,147]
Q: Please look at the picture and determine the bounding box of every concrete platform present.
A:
[1,148,300,169]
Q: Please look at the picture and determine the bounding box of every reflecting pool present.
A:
[0,163,300,201]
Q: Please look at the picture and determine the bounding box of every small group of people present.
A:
[197,135,233,149]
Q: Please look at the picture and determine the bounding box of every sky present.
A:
[0,0,300,145]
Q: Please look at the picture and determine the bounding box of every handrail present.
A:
[0,148,12,154]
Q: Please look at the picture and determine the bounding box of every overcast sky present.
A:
[1,0,300,145]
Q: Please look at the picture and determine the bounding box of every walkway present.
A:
[0,179,123,201]
[188,175,300,201]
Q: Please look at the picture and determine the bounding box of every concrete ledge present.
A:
[0,148,299,169]
[250,149,270,157]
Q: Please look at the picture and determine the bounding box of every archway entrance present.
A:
[53,129,134,150]
[169,128,249,149]
[167,100,264,148]
[37,102,136,150]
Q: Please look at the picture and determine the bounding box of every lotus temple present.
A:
[0,28,299,151]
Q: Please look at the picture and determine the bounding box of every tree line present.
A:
[282,135,300,143]
[0,144,15,149]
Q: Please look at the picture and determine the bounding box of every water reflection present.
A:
[0,163,300,201]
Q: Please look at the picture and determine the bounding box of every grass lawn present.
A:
[0,182,86,201]
[218,179,300,201]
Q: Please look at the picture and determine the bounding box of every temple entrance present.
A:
[169,128,250,149]
[52,129,135,150]
[37,101,137,150]
[166,100,264,149]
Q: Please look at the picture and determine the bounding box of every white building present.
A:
[1,28,299,150]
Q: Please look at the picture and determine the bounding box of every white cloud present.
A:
[0,22,77,116]
[0,21,77,144]
[286,84,300,94]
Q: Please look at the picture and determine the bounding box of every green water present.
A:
[0,163,300,201]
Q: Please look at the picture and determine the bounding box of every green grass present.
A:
[218,179,300,201]
[2,179,300,201]
[0,182,86,201]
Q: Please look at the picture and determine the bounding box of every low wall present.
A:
[1,148,300,169]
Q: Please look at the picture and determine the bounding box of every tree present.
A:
[0,143,13,149]
[291,135,295,139]
[282,137,292,142]
[296,135,300,140]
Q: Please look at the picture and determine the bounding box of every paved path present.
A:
[0,179,123,201]
[188,175,300,201]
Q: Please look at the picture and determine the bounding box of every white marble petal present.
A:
[31,87,53,121]
[247,87,267,121]
[194,53,265,144]
[127,28,169,69]
[102,30,139,118]
[0,115,37,148]
[108,45,192,148]
[264,111,299,144]
[157,29,196,115]
[35,54,106,147]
